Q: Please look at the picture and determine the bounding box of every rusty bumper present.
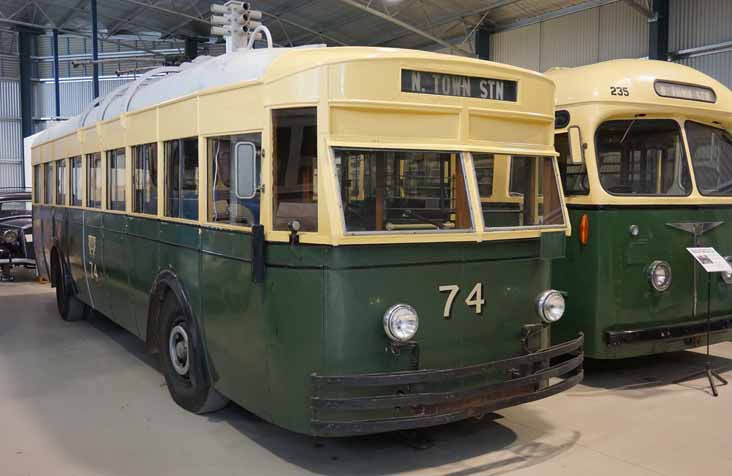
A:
[310,334,584,436]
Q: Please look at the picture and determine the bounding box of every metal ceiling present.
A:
[0,0,615,56]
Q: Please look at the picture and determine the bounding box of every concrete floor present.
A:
[2,271,732,476]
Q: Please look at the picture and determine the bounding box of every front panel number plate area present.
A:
[439,283,485,319]
[402,69,518,102]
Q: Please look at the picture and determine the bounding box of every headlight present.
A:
[2,229,18,243]
[648,260,672,291]
[383,304,419,343]
[722,257,732,285]
[536,290,565,323]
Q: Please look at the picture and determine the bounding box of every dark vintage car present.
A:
[0,189,34,281]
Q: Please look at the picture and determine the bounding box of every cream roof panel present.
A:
[34,45,554,148]
[546,59,732,118]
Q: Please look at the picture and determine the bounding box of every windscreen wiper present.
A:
[620,119,636,144]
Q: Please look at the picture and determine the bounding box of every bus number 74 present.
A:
[439,283,485,318]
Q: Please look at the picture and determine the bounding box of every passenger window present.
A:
[56,159,66,206]
[475,155,564,228]
[87,152,102,209]
[133,143,158,215]
[107,148,126,211]
[556,133,589,195]
[44,162,53,205]
[33,165,41,203]
[165,138,198,220]
[71,157,82,206]
[273,108,318,232]
[207,133,261,226]
[595,119,690,196]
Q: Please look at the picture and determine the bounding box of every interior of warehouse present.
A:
[2,2,732,476]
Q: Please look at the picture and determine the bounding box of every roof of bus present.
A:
[545,59,732,116]
[33,45,550,148]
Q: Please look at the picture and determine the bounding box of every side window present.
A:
[133,143,158,215]
[44,162,53,205]
[273,108,318,232]
[87,153,102,209]
[56,159,66,206]
[71,156,82,206]
[208,133,261,226]
[164,138,198,220]
[107,148,126,211]
[33,165,41,203]
[556,133,590,195]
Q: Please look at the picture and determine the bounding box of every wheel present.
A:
[158,294,228,414]
[53,253,88,322]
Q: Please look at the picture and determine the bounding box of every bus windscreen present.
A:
[685,121,732,196]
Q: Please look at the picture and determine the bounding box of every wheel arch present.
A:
[144,269,217,380]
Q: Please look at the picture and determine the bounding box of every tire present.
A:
[158,294,228,414]
[53,253,88,322]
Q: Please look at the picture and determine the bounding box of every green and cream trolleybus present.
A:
[549,60,732,359]
[31,30,583,436]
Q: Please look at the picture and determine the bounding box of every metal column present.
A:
[52,29,61,118]
[649,0,669,61]
[18,28,35,189]
[90,0,100,98]
[185,37,198,61]
[475,27,491,60]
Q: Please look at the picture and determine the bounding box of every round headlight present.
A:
[648,260,672,291]
[722,257,732,285]
[2,229,18,243]
[383,304,419,343]
[536,290,565,323]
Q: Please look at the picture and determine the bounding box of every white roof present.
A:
[36,45,320,145]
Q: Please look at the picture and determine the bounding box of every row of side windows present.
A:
[33,136,261,227]
[33,107,319,231]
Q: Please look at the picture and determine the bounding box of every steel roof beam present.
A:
[368,0,519,48]
[336,0,473,55]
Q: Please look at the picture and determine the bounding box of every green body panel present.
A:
[553,206,732,359]
[36,205,561,434]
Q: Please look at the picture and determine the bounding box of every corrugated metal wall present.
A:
[492,1,648,72]
[670,0,732,87]
[0,29,22,189]
[491,0,732,88]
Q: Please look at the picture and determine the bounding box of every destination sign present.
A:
[401,69,518,102]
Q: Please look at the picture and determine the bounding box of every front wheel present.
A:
[158,295,228,414]
[53,253,88,322]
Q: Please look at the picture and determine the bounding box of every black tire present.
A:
[158,294,228,414]
[53,253,88,322]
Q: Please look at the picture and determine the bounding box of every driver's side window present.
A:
[556,132,590,195]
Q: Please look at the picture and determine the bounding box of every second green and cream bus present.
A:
[549,59,732,359]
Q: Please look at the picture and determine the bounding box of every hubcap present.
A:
[169,325,190,376]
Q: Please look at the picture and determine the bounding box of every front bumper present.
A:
[310,334,584,436]
[606,316,732,347]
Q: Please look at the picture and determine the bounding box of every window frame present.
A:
[70,156,82,207]
[593,118,692,198]
[164,137,199,221]
[43,161,54,205]
[206,132,263,228]
[107,148,127,212]
[331,147,476,236]
[480,154,567,232]
[86,152,103,209]
[132,142,159,215]
[684,120,732,197]
[56,158,67,206]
